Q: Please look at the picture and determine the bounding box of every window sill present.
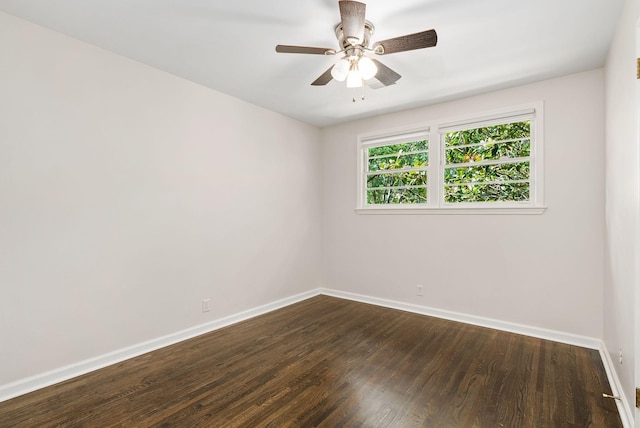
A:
[355,206,547,215]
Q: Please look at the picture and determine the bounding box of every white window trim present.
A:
[356,102,546,215]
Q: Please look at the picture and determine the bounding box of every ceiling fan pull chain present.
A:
[351,80,366,103]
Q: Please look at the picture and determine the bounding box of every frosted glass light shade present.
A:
[331,58,350,81]
[346,71,362,88]
[358,56,377,80]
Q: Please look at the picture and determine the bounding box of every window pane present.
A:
[444,162,530,185]
[444,183,530,203]
[367,171,428,189]
[445,121,530,147]
[367,140,428,158]
[367,187,428,204]
[446,139,530,164]
[365,138,429,206]
[368,152,429,172]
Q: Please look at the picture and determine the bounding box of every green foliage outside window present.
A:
[444,121,531,203]
[366,140,428,204]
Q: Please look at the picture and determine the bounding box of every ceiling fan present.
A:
[275,0,437,89]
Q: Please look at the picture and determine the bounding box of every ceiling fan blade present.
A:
[276,45,336,55]
[371,59,401,86]
[373,29,438,55]
[339,0,366,45]
[311,66,334,86]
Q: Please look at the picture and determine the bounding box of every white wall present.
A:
[0,12,322,385]
[322,69,605,338]
[604,0,639,419]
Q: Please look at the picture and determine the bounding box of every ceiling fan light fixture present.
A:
[358,56,377,80]
[346,69,363,88]
[331,58,350,81]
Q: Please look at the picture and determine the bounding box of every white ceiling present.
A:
[0,0,625,127]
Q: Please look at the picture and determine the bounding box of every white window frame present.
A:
[356,102,545,215]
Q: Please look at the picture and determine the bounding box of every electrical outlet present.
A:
[416,285,424,296]
[618,348,623,364]
[202,298,211,313]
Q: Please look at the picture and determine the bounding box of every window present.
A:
[441,117,532,205]
[365,133,429,205]
[357,104,544,214]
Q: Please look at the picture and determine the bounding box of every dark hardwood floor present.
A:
[0,295,622,427]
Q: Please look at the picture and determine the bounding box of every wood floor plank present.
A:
[0,295,622,427]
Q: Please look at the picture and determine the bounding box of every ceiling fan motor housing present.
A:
[335,20,375,51]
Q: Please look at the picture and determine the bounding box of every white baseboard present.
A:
[598,342,634,428]
[0,289,320,403]
[319,288,601,349]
